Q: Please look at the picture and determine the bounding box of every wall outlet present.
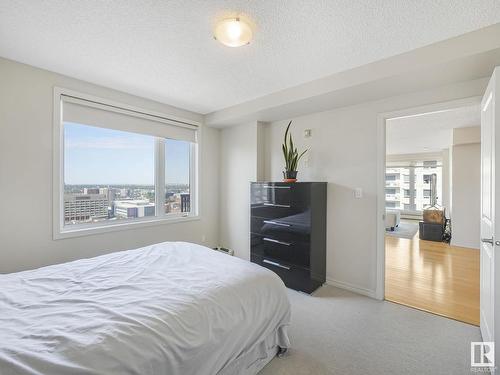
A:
[304,129,312,138]
[354,188,363,199]
[201,234,206,243]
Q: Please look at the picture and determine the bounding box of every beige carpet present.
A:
[260,285,481,375]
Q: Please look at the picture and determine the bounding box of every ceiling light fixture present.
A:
[214,18,252,47]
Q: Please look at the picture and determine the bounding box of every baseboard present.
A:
[450,239,480,250]
[325,277,377,299]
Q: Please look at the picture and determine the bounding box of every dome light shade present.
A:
[214,18,252,47]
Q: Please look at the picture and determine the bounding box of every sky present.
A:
[64,122,190,185]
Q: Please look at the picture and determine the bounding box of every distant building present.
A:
[106,189,116,204]
[114,200,155,219]
[83,187,100,194]
[181,194,190,213]
[64,193,108,223]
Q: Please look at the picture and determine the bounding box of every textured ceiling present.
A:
[1,1,500,114]
[386,104,480,155]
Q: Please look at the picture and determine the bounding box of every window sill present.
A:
[53,214,200,240]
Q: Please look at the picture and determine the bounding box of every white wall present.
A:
[442,148,451,217]
[219,121,262,259]
[451,133,481,249]
[453,126,481,145]
[259,79,487,295]
[264,107,379,293]
[0,58,220,273]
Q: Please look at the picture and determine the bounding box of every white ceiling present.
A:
[386,104,481,155]
[1,1,500,114]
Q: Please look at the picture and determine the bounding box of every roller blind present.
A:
[61,95,198,143]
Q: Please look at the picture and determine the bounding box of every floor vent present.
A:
[213,247,234,256]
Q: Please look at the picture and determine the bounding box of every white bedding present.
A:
[0,242,291,375]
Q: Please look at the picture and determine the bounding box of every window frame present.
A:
[53,87,200,240]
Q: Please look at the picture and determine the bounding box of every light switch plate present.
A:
[354,188,363,199]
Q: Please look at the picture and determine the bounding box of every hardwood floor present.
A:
[385,225,480,325]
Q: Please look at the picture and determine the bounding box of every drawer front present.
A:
[250,216,310,240]
[251,183,311,219]
[251,183,292,206]
[251,233,310,268]
[250,204,299,220]
[251,254,316,294]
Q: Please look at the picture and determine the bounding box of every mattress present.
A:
[0,242,291,375]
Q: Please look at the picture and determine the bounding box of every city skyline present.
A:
[64,122,190,185]
[63,184,191,225]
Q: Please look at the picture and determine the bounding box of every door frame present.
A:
[375,96,482,300]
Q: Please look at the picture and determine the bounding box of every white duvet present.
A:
[0,242,290,375]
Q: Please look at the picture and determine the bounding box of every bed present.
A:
[0,242,291,375]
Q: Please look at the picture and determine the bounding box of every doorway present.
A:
[377,100,482,325]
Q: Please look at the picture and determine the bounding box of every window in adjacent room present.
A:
[55,89,199,238]
[385,160,442,214]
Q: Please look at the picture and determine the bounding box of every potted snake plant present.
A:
[282,121,308,182]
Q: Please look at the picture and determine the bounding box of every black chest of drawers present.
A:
[250,182,327,294]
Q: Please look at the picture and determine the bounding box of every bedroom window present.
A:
[165,138,192,214]
[64,124,156,225]
[54,88,199,238]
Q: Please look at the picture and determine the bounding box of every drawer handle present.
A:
[263,220,291,227]
[263,259,291,270]
[263,203,291,208]
[263,237,292,246]
[262,185,291,189]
